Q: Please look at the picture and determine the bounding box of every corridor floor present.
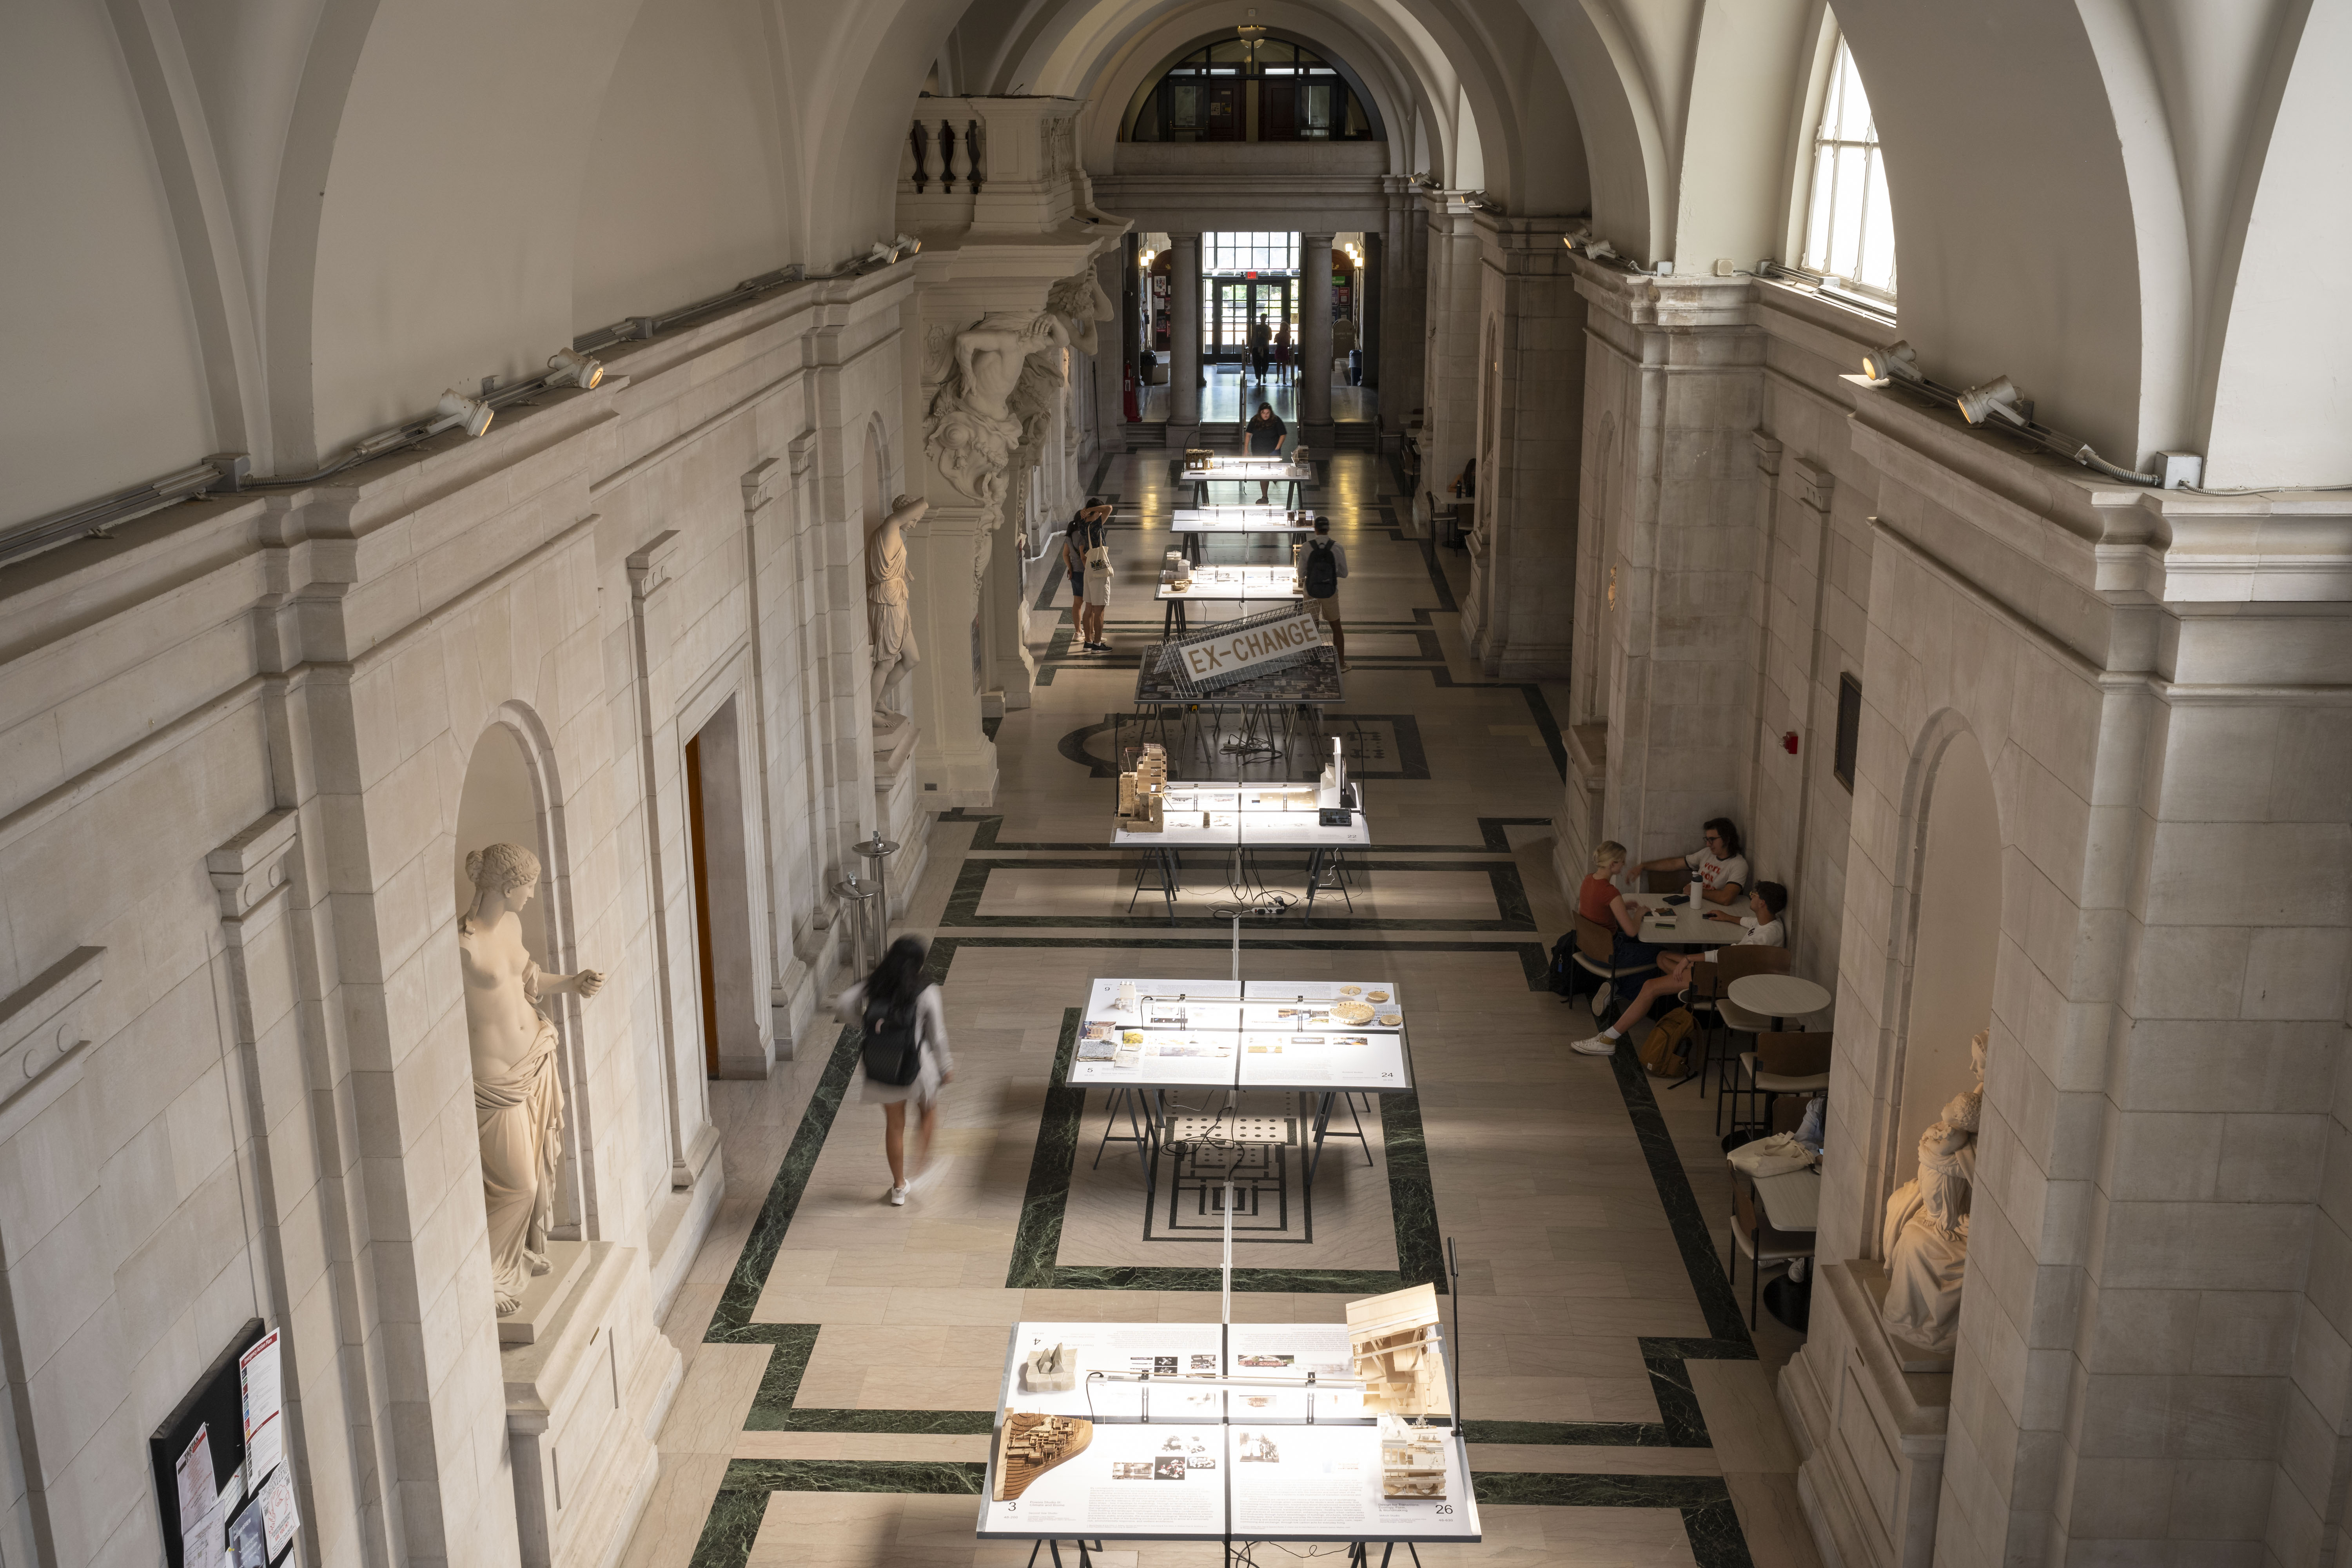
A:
[617,451,1820,1568]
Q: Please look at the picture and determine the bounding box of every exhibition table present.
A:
[1183,459,1315,510]
[1117,800,1372,923]
[1726,973,1833,1028]
[1752,1167,1821,1232]
[978,1319,1479,1553]
[1156,564,1301,634]
[1170,508,1319,563]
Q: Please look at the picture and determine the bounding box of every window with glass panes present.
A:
[1129,35,1374,142]
[1203,233,1298,274]
[1801,35,1895,298]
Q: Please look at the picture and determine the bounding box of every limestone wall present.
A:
[0,270,909,1568]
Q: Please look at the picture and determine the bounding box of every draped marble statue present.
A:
[460,842,604,1314]
[1880,1028,1987,1356]
[868,495,926,740]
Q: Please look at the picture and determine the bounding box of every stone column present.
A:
[1419,193,1482,517]
[1459,212,1584,678]
[1378,179,1428,447]
[1120,233,1140,429]
[1300,232,1334,445]
[1169,232,1201,443]
[1361,234,1380,388]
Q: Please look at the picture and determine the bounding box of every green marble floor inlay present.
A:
[1005,1009,1444,1294]
[942,856,1535,932]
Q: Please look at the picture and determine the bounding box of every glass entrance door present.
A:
[1206,279,1292,362]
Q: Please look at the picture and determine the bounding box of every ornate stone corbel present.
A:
[925,311,1070,507]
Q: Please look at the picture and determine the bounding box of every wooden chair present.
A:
[1569,912,1658,1012]
[1682,946,1792,1104]
[1730,1171,1815,1328]
[1726,1032,1834,1142]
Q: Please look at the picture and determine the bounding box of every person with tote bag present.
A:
[833,935,955,1205]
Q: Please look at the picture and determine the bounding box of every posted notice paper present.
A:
[259,1466,302,1561]
[240,1330,285,1483]
[174,1425,221,1568]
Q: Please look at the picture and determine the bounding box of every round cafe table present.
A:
[1726,973,1831,1030]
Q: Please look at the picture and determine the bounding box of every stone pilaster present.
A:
[1459,212,1584,679]
[1579,266,1762,868]
[1300,232,1334,445]
[1419,193,1481,515]
[1378,180,1428,448]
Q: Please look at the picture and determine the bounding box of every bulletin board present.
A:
[149,1318,301,1568]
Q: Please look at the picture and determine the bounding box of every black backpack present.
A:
[860,990,925,1086]
[1303,538,1338,598]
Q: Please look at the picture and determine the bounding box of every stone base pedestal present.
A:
[876,724,933,927]
[504,1241,681,1568]
[1779,1261,1950,1568]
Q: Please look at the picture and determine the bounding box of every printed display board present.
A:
[1158,609,1324,693]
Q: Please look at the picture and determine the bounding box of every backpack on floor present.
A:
[1303,538,1339,598]
[1546,933,1582,997]
[1638,1007,1699,1079]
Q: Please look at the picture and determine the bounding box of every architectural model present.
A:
[1183,449,1215,471]
[1117,742,1170,832]
[1023,1343,1077,1393]
[1378,1414,1448,1498]
[993,1411,1093,1501]
[1346,1282,1450,1418]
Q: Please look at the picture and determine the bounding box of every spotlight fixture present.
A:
[1861,340,1922,387]
[434,389,495,439]
[893,233,923,257]
[1955,376,2029,428]
[545,348,604,390]
[1236,22,1268,51]
[1584,239,1618,263]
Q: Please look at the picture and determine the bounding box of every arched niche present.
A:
[454,712,593,1241]
[1886,725,1999,1196]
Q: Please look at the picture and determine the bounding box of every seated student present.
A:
[1570,882,1788,1055]
[1633,818,1749,906]
[1578,841,1631,926]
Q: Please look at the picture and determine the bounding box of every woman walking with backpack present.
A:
[834,935,954,1205]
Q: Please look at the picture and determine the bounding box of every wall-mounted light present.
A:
[433,389,495,438]
[546,348,604,390]
[1956,376,2029,428]
[1860,340,1921,387]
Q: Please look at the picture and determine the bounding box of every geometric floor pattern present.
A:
[617,450,1823,1568]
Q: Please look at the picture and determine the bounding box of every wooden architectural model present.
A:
[1183,449,1215,472]
[1023,1343,1077,1393]
[1378,1414,1447,1499]
[1346,1282,1450,1418]
[1116,742,1169,833]
[993,1410,1093,1501]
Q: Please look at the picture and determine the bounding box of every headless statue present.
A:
[459,843,604,1314]
[1879,1028,1987,1355]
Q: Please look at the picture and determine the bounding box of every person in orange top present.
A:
[1579,841,1631,926]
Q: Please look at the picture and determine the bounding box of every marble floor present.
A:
[1138,363,1378,425]
[620,450,1820,1568]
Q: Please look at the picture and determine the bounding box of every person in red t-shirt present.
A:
[1579,841,1630,926]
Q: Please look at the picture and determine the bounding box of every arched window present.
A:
[1127,36,1378,143]
[1800,34,1895,299]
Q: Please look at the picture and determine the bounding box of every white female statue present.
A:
[868,495,926,735]
[460,842,604,1314]
[1879,1028,1987,1355]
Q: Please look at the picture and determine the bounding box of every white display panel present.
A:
[1111,820,1239,848]
[1244,980,1402,1006]
[1224,1323,1363,1423]
[977,1422,1228,1540]
[1160,787,1244,813]
[1226,1425,1480,1542]
[1085,979,1244,1028]
[1238,1032,1411,1091]
[1068,1029,1241,1088]
[999,1323,1229,1423]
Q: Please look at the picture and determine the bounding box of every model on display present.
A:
[1345,1282,1450,1417]
[1023,1343,1078,1393]
[993,1412,1094,1501]
[1378,1414,1448,1498]
[459,842,605,1315]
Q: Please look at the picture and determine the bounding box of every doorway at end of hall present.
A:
[1208,278,1294,365]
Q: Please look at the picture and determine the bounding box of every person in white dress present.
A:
[833,935,955,1205]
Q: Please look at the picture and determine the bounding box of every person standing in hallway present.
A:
[1300,516,1349,671]
[1244,402,1287,503]
[834,936,954,1204]
[1249,316,1272,385]
[1274,321,1293,383]
[1331,313,1358,389]
[1063,497,1112,651]
[1081,533,1115,652]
